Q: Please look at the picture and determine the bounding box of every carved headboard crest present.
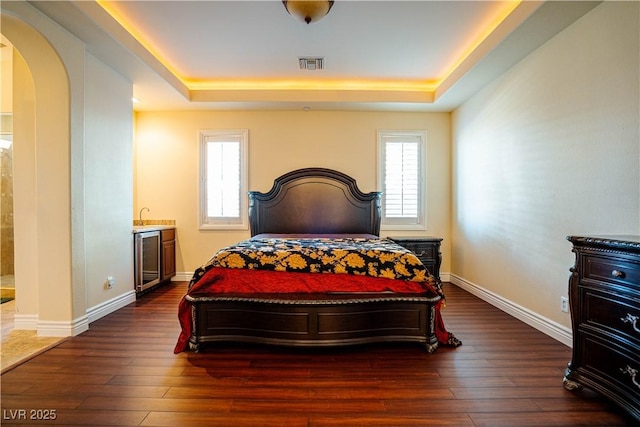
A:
[248,168,381,236]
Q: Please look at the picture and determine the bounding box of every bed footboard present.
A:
[186,294,441,353]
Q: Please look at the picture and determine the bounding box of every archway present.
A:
[2,9,85,336]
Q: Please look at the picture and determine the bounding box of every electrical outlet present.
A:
[560,296,569,313]
[106,276,116,289]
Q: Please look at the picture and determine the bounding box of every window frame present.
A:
[377,129,426,231]
[198,129,249,230]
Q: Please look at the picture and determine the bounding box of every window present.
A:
[199,129,248,230]
[377,130,426,230]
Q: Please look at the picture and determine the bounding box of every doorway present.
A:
[0,37,14,304]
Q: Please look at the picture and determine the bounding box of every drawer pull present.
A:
[621,313,640,333]
[611,269,625,278]
[620,365,640,390]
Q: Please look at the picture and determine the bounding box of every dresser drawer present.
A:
[582,288,640,348]
[409,244,438,260]
[388,238,440,259]
[583,255,640,290]
[577,333,640,415]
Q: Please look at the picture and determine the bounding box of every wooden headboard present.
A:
[248,168,382,236]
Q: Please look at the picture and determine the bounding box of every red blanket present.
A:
[174,267,460,353]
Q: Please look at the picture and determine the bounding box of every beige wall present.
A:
[451,1,639,334]
[84,53,134,309]
[3,1,135,335]
[134,110,451,274]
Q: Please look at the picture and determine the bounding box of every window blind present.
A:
[378,130,425,229]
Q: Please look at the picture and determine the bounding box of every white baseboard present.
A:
[448,273,573,348]
[86,290,137,325]
[11,313,84,337]
[37,316,89,337]
[11,290,136,337]
[172,272,193,282]
[13,314,38,330]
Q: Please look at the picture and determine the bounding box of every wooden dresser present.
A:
[564,235,640,422]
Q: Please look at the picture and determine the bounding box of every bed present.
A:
[174,168,459,353]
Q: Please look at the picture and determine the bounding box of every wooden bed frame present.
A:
[185,168,442,352]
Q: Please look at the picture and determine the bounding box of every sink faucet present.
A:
[139,207,150,222]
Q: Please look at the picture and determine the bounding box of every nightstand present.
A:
[388,237,443,282]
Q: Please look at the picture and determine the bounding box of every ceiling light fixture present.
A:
[283,0,334,24]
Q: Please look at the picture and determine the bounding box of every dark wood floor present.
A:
[1,282,635,426]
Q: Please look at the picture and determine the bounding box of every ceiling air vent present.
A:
[298,57,324,71]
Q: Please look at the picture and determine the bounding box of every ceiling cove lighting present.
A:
[283,0,334,24]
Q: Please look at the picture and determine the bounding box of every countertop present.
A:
[132,225,176,233]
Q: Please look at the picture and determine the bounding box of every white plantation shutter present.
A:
[385,140,419,217]
[207,141,240,217]
[199,130,248,229]
[378,131,425,229]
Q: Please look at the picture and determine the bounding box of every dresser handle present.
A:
[611,269,625,278]
[416,251,427,257]
[621,365,640,390]
[621,313,640,333]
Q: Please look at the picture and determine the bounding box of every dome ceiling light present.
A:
[283,0,335,24]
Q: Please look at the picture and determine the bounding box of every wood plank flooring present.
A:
[1,282,635,426]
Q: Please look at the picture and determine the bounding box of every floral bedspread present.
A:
[189,237,433,288]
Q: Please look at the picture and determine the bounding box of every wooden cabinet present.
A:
[161,228,176,281]
[564,235,640,422]
[388,237,442,281]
